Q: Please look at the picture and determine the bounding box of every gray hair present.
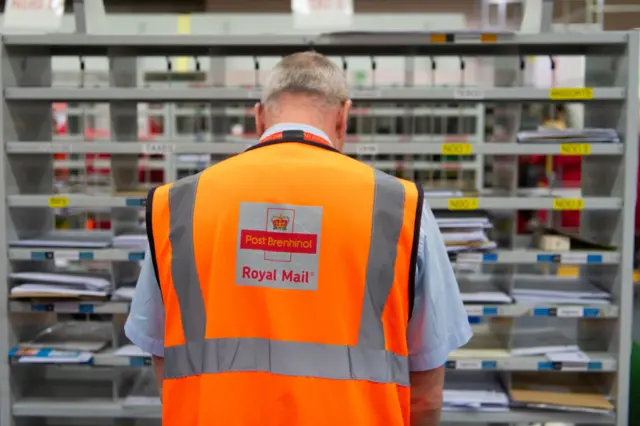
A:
[261,51,349,109]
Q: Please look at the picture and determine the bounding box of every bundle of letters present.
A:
[510,327,597,368]
[513,276,611,306]
[9,272,111,299]
[436,212,496,254]
[9,230,112,249]
[511,374,614,414]
[10,322,112,364]
[443,373,509,412]
[516,128,619,144]
[111,233,148,250]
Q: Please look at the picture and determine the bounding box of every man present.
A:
[126,51,471,426]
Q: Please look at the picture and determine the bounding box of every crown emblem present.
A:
[271,214,289,231]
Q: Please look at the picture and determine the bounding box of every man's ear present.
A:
[254,102,266,136]
[335,99,352,149]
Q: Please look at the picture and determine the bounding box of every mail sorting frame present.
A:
[51,55,487,217]
[0,31,637,426]
[51,102,487,193]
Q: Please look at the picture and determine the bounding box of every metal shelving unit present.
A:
[0,31,637,426]
[49,103,487,194]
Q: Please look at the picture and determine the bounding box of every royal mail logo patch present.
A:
[236,202,322,290]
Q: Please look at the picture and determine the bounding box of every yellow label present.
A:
[441,143,473,156]
[448,198,479,211]
[560,143,590,156]
[480,33,497,43]
[177,14,191,33]
[553,198,584,211]
[48,196,69,208]
[557,265,579,278]
[549,87,593,100]
[175,14,192,72]
[634,270,639,283]
[430,34,447,43]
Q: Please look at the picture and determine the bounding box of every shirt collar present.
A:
[259,122,333,146]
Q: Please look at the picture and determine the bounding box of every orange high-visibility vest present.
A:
[146,130,424,426]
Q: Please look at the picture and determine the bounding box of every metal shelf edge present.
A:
[7,141,625,156]
[4,87,626,102]
[10,399,616,423]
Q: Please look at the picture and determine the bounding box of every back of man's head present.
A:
[262,51,349,111]
[255,51,352,149]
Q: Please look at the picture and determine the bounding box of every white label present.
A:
[455,359,482,370]
[547,350,590,364]
[3,0,64,31]
[351,89,381,99]
[453,88,485,100]
[559,363,588,372]
[356,143,379,155]
[291,0,353,30]
[142,143,176,154]
[557,306,584,317]
[43,143,73,153]
[456,253,483,264]
[248,90,262,99]
[465,306,483,316]
[48,350,78,357]
[54,251,79,261]
[54,302,81,313]
[560,253,587,264]
[236,202,322,290]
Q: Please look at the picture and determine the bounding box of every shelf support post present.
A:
[72,0,107,34]
[0,34,54,426]
[581,31,639,426]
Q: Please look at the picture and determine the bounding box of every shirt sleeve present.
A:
[406,203,473,371]
[124,246,166,357]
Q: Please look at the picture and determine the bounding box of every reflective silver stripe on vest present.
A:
[162,169,409,386]
[168,173,206,342]
[164,337,409,386]
[358,170,405,348]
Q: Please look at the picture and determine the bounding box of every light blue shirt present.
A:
[125,124,472,371]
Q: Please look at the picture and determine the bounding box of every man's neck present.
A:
[265,120,337,145]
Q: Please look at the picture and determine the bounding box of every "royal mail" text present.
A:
[241,266,310,283]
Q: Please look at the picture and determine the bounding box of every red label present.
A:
[11,0,44,8]
[240,230,318,254]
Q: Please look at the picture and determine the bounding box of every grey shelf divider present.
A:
[0,31,638,426]
[7,141,625,155]
[4,86,627,102]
